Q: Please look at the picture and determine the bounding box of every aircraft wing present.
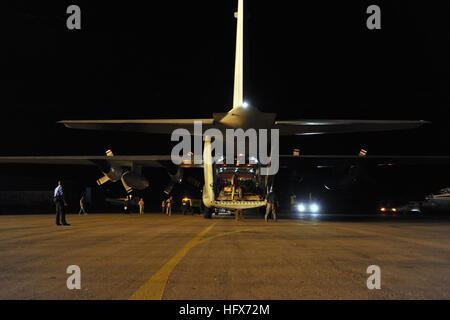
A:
[280,155,450,167]
[2,154,449,170]
[0,155,202,168]
[59,119,215,135]
[274,120,429,135]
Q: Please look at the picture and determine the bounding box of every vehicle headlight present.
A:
[310,203,319,213]
[297,204,305,212]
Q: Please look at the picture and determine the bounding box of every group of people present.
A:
[161,196,173,216]
[53,180,146,226]
[53,180,278,225]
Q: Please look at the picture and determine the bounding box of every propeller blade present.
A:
[164,180,176,195]
[121,176,133,193]
[96,175,110,185]
[106,149,114,157]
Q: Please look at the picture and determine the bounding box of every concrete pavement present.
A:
[0,213,449,299]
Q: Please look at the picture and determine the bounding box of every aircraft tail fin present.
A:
[232,0,244,110]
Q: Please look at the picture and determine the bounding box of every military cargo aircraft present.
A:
[1,0,448,219]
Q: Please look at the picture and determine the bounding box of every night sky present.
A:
[3,1,450,211]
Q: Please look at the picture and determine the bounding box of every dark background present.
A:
[2,0,450,213]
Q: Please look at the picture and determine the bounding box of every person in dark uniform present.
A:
[265,188,278,222]
[54,180,69,226]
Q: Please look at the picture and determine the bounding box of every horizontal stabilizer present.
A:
[274,119,429,135]
[59,119,215,135]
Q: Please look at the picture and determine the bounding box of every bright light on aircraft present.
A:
[242,102,248,108]
[310,203,319,213]
[297,204,305,212]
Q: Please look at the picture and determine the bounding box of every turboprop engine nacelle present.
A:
[105,166,123,182]
[164,167,184,195]
[97,166,123,185]
[121,171,150,191]
[95,149,149,193]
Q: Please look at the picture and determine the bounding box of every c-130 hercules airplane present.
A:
[1,0,447,218]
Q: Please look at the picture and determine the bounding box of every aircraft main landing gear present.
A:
[235,209,244,221]
[203,207,213,219]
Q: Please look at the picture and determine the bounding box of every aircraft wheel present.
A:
[203,207,213,219]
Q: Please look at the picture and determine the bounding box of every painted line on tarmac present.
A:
[129,222,255,300]
[197,227,256,245]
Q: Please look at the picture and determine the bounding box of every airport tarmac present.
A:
[0,213,449,300]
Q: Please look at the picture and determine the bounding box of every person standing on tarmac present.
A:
[54,180,69,226]
[139,198,145,215]
[161,199,165,213]
[78,195,87,215]
[166,196,173,216]
[265,188,278,222]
